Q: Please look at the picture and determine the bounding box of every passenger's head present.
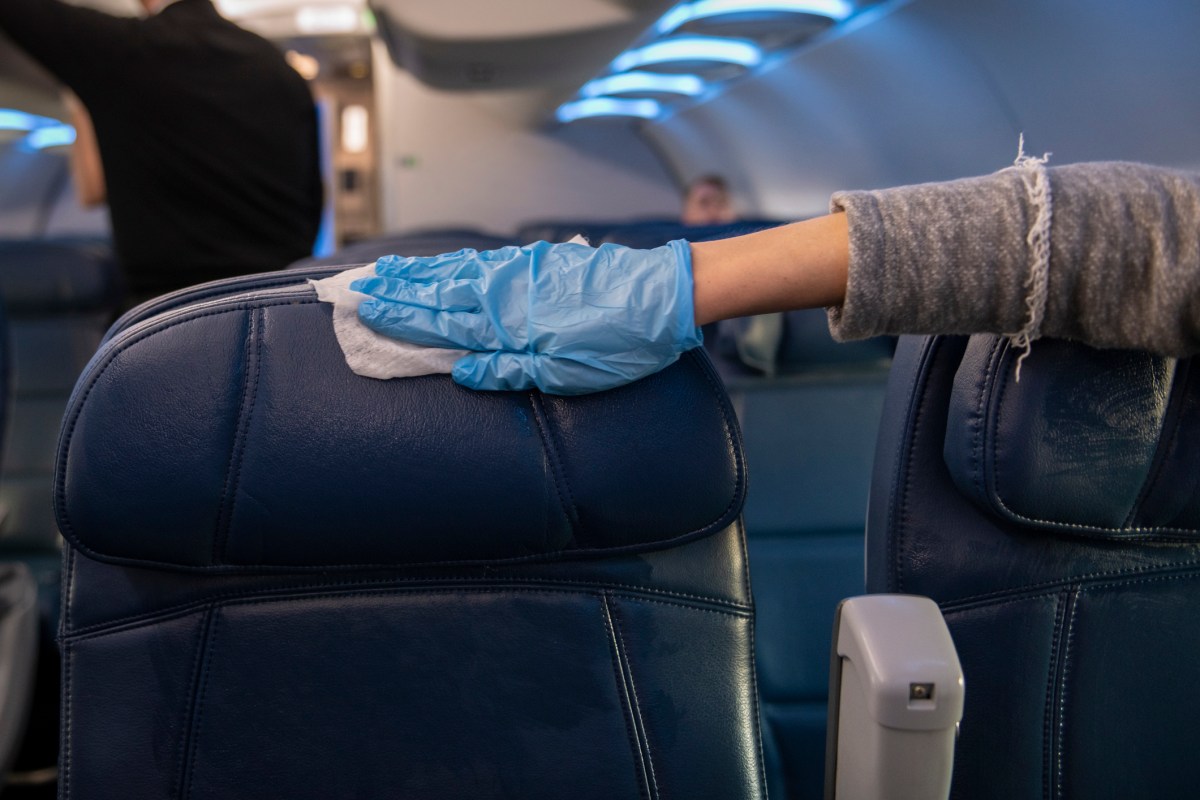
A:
[681,174,736,226]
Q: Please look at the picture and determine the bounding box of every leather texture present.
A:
[57,276,766,799]
[0,562,38,782]
[0,239,121,555]
[945,336,1199,536]
[0,239,120,314]
[868,334,1200,799]
[59,286,745,570]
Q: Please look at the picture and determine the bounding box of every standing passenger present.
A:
[0,0,324,302]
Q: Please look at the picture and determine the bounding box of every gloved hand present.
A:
[351,239,702,395]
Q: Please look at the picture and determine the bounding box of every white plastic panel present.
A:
[374,55,680,234]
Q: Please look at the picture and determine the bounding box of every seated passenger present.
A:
[681,174,738,227]
[351,158,1200,394]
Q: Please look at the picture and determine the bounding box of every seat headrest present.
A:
[943,335,1200,539]
[56,283,745,571]
[0,238,121,313]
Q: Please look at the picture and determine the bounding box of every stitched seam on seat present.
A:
[736,517,755,617]
[60,640,72,799]
[61,305,746,570]
[528,393,582,544]
[1041,590,1070,800]
[182,607,220,800]
[971,338,1002,504]
[895,338,944,593]
[213,308,260,565]
[986,347,1198,538]
[607,593,661,800]
[175,607,216,800]
[602,592,652,800]
[687,350,746,525]
[63,546,75,634]
[55,300,320,550]
[935,559,1200,610]
[64,583,752,642]
[1125,359,1189,528]
[1054,590,1080,800]
[743,566,769,799]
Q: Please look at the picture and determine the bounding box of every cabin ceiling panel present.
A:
[644,2,1018,218]
[369,0,676,91]
[913,0,1200,169]
[372,0,633,40]
[644,0,1200,218]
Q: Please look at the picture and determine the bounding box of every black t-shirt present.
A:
[0,0,323,295]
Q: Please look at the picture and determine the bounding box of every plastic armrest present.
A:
[824,595,964,800]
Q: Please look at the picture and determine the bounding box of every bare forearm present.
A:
[64,94,106,207]
[691,213,849,326]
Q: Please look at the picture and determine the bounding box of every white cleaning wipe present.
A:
[312,237,589,381]
[310,264,466,380]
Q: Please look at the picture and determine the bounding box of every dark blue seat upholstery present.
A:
[0,238,121,791]
[55,272,766,799]
[0,239,121,563]
[868,334,1200,798]
[601,220,787,249]
[0,298,41,790]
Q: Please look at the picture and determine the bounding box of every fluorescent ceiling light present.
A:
[295,4,359,34]
[657,0,853,34]
[341,104,369,154]
[581,72,706,98]
[611,37,762,72]
[0,109,49,132]
[24,124,76,151]
[556,98,661,124]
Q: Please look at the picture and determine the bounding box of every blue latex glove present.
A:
[350,239,703,395]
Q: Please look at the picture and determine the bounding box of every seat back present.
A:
[54,273,766,799]
[867,334,1200,798]
[0,238,121,559]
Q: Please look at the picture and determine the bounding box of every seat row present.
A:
[0,233,1195,799]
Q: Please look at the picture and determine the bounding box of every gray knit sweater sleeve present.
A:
[828,161,1200,356]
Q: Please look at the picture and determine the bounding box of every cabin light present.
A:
[214,0,299,17]
[23,124,77,151]
[341,104,369,154]
[0,109,48,132]
[295,4,359,34]
[581,72,706,98]
[611,37,762,72]
[656,0,854,35]
[556,98,662,124]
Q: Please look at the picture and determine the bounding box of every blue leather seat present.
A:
[0,297,41,791]
[868,334,1200,798]
[0,239,121,566]
[54,271,766,799]
[0,237,121,790]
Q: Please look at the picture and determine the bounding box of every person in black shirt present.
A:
[0,0,324,299]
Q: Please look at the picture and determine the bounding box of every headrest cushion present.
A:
[944,335,1200,539]
[56,285,745,570]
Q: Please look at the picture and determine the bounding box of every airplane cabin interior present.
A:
[0,0,1198,798]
